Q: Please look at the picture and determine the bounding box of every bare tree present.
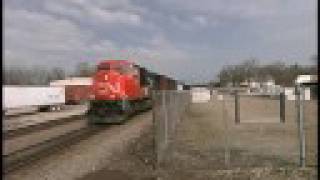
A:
[48,67,66,81]
[218,59,258,87]
[218,66,233,86]
[4,67,29,85]
[73,62,95,77]
[216,59,315,87]
[241,58,258,82]
[3,66,66,85]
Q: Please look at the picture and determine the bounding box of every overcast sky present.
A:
[4,0,317,83]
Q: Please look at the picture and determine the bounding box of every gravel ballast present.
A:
[5,111,152,180]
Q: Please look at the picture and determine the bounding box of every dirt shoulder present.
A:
[77,125,156,180]
[5,111,153,180]
[6,98,316,180]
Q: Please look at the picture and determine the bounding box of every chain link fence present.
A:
[152,90,191,166]
[221,93,299,168]
[216,88,317,168]
[152,88,317,172]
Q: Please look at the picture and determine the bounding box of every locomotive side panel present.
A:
[88,60,152,124]
[92,61,141,101]
[159,75,169,90]
[88,60,179,124]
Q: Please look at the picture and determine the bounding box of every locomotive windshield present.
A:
[97,62,138,75]
[119,65,137,75]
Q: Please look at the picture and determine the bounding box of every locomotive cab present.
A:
[88,60,152,124]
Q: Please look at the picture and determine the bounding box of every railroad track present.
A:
[4,111,38,118]
[4,114,85,140]
[3,115,110,174]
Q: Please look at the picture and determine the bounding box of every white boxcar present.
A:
[50,77,92,86]
[3,86,65,112]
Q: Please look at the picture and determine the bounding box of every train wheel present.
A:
[51,106,57,111]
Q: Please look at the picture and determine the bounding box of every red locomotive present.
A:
[87,60,153,123]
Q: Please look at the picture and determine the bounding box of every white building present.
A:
[177,84,184,90]
[295,75,317,84]
[284,87,311,101]
[260,79,277,94]
[249,81,261,89]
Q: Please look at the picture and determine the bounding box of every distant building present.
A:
[239,77,285,95]
[262,79,275,86]
[189,83,209,89]
[295,75,318,99]
[239,80,261,89]
[295,75,317,85]
[176,81,187,90]
[239,81,249,87]
[249,81,261,89]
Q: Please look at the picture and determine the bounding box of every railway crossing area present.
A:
[3,90,317,180]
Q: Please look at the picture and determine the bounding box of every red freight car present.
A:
[65,85,92,104]
[159,75,169,90]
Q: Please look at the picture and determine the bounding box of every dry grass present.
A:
[157,96,317,179]
[72,96,317,180]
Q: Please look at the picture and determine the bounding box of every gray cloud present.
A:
[43,0,143,26]
[4,0,317,83]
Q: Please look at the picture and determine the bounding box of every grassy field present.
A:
[73,96,317,180]
[157,96,317,179]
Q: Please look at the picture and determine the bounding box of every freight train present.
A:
[87,60,178,124]
[3,86,65,114]
[50,77,92,105]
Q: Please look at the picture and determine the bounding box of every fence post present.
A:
[169,91,173,141]
[296,85,305,167]
[235,90,240,124]
[162,91,168,148]
[222,99,230,167]
[280,92,285,123]
[152,91,159,169]
[178,92,182,123]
